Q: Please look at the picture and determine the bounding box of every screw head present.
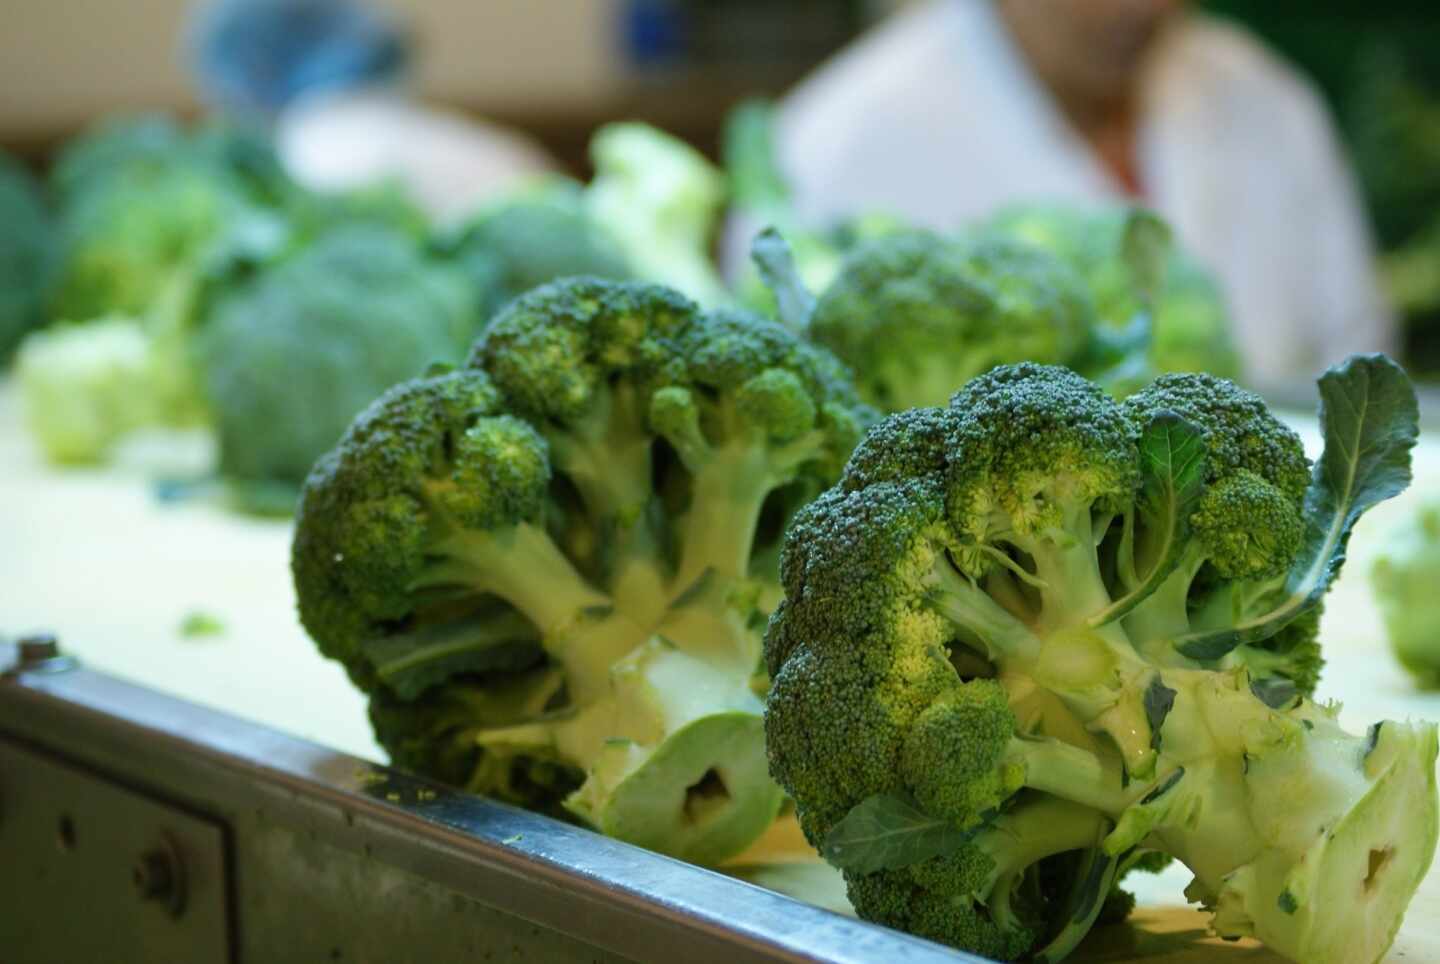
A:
[133,850,175,900]
[18,634,59,665]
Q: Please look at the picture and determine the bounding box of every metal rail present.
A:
[0,639,979,963]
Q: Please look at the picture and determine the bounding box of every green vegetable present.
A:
[587,123,729,305]
[0,151,54,359]
[179,610,227,638]
[764,356,1435,962]
[981,203,1243,382]
[15,317,169,463]
[804,230,1097,411]
[442,179,631,318]
[292,277,873,864]
[200,226,476,496]
[1372,501,1440,687]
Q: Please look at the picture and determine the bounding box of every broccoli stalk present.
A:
[294,278,871,865]
[1371,501,1440,688]
[765,358,1435,963]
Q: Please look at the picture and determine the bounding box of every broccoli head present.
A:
[806,230,1095,411]
[200,225,477,496]
[587,123,729,306]
[0,151,54,359]
[442,180,631,318]
[765,357,1435,963]
[981,203,1243,382]
[1372,500,1440,688]
[293,277,873,864]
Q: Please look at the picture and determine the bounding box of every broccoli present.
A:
[764,357,1436,963]
[200,225,476,497]
[723,99,908,317]
[441,180,631,318]
[14,317,168,463]
[0,151,54,359]
[801,230,1097,411]
[292,277,872,864]
[587,123,729,306]
[1372,500,1440,688]
[981,203,1243,381]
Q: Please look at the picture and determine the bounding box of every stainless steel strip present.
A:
[0,641,980,963]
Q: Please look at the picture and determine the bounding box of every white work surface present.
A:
[3,378,1439,962]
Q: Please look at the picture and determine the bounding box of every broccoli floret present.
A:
[981,203,1243,381]
[199,225,477,498]
[0,151,54,359]
[765,357,1436,963]
[1372,500,1440,688]
[805,231,1096,411]
[587,123,729,306]
[14,317,168,463]
[442,180,631,318]
[293,277,873,865]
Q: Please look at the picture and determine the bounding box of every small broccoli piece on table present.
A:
[1372,501,1440,688]
[765,357,1436,963]
[199,226,476,497]
[806,230,1095,411]
[293,277,873,865]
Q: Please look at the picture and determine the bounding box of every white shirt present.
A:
[773,0,1395,385]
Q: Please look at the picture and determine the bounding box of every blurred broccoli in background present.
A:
[980,203,1243,382]
[588,122,729,306]
[1372,500,1440,689]
[15,317,169,463]
[440,179,632,319]
[0,152,54,360]
[806,230,1096,411]
[200,225,476,501]
[723,99,908,315]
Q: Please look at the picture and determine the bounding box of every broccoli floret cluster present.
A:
[442,180,631,318]
[981,203,1243,382]
[807,231,1096,411]
[293,277,873,864]
[1372,500,1440,688]
[199,225,477,497]
[765,357,1435,963]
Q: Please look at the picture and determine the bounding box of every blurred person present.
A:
[188,0,556,222]
[764,0,1394,384]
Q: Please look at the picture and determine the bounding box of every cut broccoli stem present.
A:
[1013,736,1131,814]
[983,797,1111,933]
[1014,506,1122,642]
[931,556,1043,660]
[545,380,655,533]
[422,522,613,640]
[674,426,825,591]
[1124,547,1207,659]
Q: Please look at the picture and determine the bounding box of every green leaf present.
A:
[1088,414,1206,627]
[820,793,971,874]
[362,610,543,701]
[750,227,816,334]
[1177,354,1418,660]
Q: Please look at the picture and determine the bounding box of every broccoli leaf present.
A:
[1089,414,1206,627]
[1177,354,1419,660]
[362,611,543,701]
[1120,209,1172,311]
[1032,844,1124,964]
[750,227,817,334]
[821,792,973,874]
